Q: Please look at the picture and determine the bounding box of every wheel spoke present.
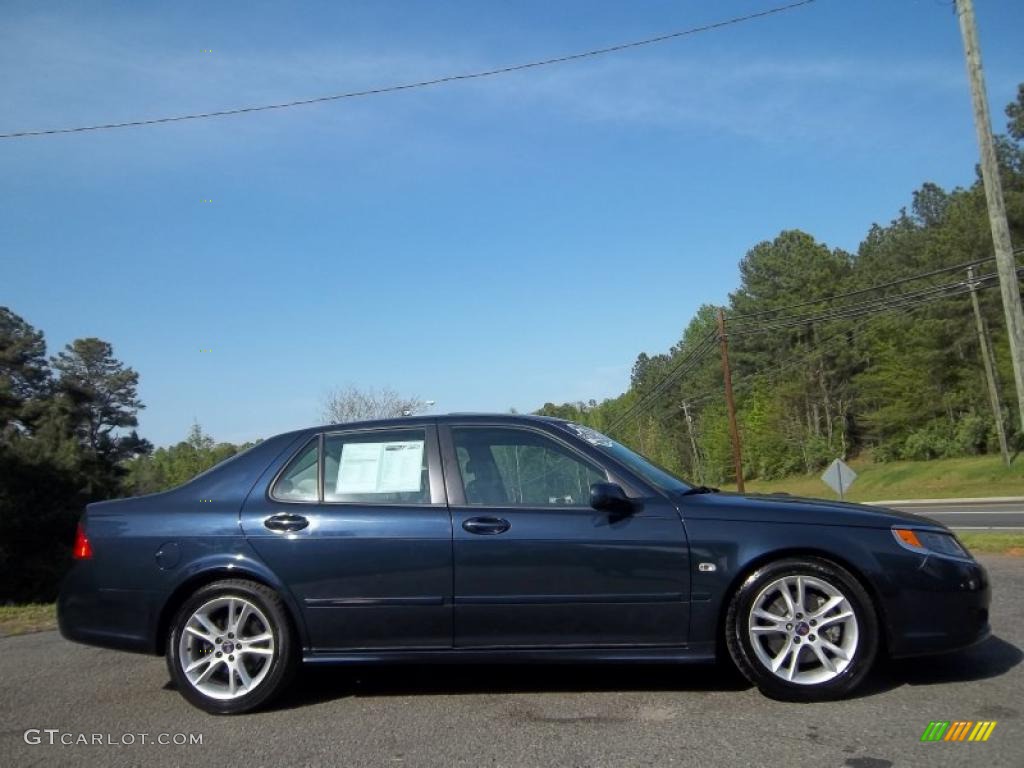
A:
[232,603,253,635]
[185,625,213,642]
[193,611,220,638]
[770,638,794,673]
[784,644,802,681]
[820,638,850,661]
[817,610,854,628]
[228,665,237,696]
[811,643,837,673]
[195,658,222,685]
[794,576,806,614]
[236,660,253,690]
[243,631,273,644]
[751,624,787,634]
[809,595,844,620]
[185,656,212,674]
[778,584,795,619]
[242,646,274,657]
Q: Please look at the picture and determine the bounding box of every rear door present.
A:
[441,422,690,648]
[241,424,452,651]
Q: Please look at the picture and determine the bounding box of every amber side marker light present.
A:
[893,528,925,550]
[893,526,971,558]
[72,522,93,559]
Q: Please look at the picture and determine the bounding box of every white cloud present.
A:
[462,51,972,145]
[0,9,990,163]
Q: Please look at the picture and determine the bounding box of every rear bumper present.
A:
[885,555,990,658]
[57,562,162,655]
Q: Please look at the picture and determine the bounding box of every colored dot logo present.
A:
[921,720,998,742]
[199,348,213,352]
[201,199,213,203]
[200,499,214,503]
[200,49,213,53]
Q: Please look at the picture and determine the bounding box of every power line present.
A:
[728,269,1016,336]
[0,1,818,140]
[606,331,719,435]
[735,276,1010,389]
[730,281,971,334]
[617,270,1015,431]
[651,277,1008,431]
[725,253,1019,323]
[606,332,719,435]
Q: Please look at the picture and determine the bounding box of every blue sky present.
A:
[2,0,1022,447]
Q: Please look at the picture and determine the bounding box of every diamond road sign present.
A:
[821,458,857,499]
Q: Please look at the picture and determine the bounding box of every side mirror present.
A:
[590,482,634,515]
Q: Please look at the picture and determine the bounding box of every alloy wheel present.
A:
[746,574,859,685]
[177,596,276,700]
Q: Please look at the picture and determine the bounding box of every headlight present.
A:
[892,527,970,558]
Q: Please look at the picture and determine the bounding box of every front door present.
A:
[442,423,689,648]
[240,424,452,651]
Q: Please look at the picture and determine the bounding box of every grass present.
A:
[0,603,56,637]
[720,454,1024,502]
[958,532,1024,556]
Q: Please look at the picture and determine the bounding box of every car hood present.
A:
[671,489,947,530]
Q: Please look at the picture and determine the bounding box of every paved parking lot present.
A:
[1,555,1021,768]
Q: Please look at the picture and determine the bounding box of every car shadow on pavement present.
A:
[855,634,1022,698]
[268,660,753,711]
[165,634,1022,710]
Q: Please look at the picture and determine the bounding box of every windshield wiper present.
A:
[681,485,719,496]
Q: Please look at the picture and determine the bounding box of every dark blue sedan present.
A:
[58,414,990,713]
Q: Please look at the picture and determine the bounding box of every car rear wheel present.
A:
[725,557,878,701]
[167,579,297,714]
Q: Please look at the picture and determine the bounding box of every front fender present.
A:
[682,519,897,653]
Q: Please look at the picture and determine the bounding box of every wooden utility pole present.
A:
[717,308,744,492]
[956,0,1024,440]
[968,266,1011,466]
[681,400,703,483]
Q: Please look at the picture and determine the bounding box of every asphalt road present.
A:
[2,555,1021,768]
[880,499,1024,530]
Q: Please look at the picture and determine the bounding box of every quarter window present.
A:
[271,439,319,501]
[323,429,430,504]
[453,427,606,506]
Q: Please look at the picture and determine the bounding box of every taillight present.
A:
[73,522,93,559]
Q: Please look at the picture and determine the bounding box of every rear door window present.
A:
[323,429,430,504]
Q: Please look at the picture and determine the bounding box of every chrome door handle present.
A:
[264,513,309,533]
[462,517,511,535]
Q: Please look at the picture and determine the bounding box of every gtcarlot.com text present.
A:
[24,729,203,746]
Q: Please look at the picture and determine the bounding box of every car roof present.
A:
[281,413,571,440]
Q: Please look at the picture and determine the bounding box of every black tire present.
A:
[725,557,879,702]
[166,579,298,714]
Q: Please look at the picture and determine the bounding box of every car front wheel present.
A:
[167,579,297,714]
[725,557,879,701]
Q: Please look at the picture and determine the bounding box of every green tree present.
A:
[51,338,146,461]
[0,307,50,433]
[123,422,253,495]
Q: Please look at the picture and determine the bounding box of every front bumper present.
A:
[884,554,990,658]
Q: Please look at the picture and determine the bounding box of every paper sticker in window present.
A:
[337,441,424,494]
[566,423,614,447]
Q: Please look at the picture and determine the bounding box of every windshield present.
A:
[560,422,692,493]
